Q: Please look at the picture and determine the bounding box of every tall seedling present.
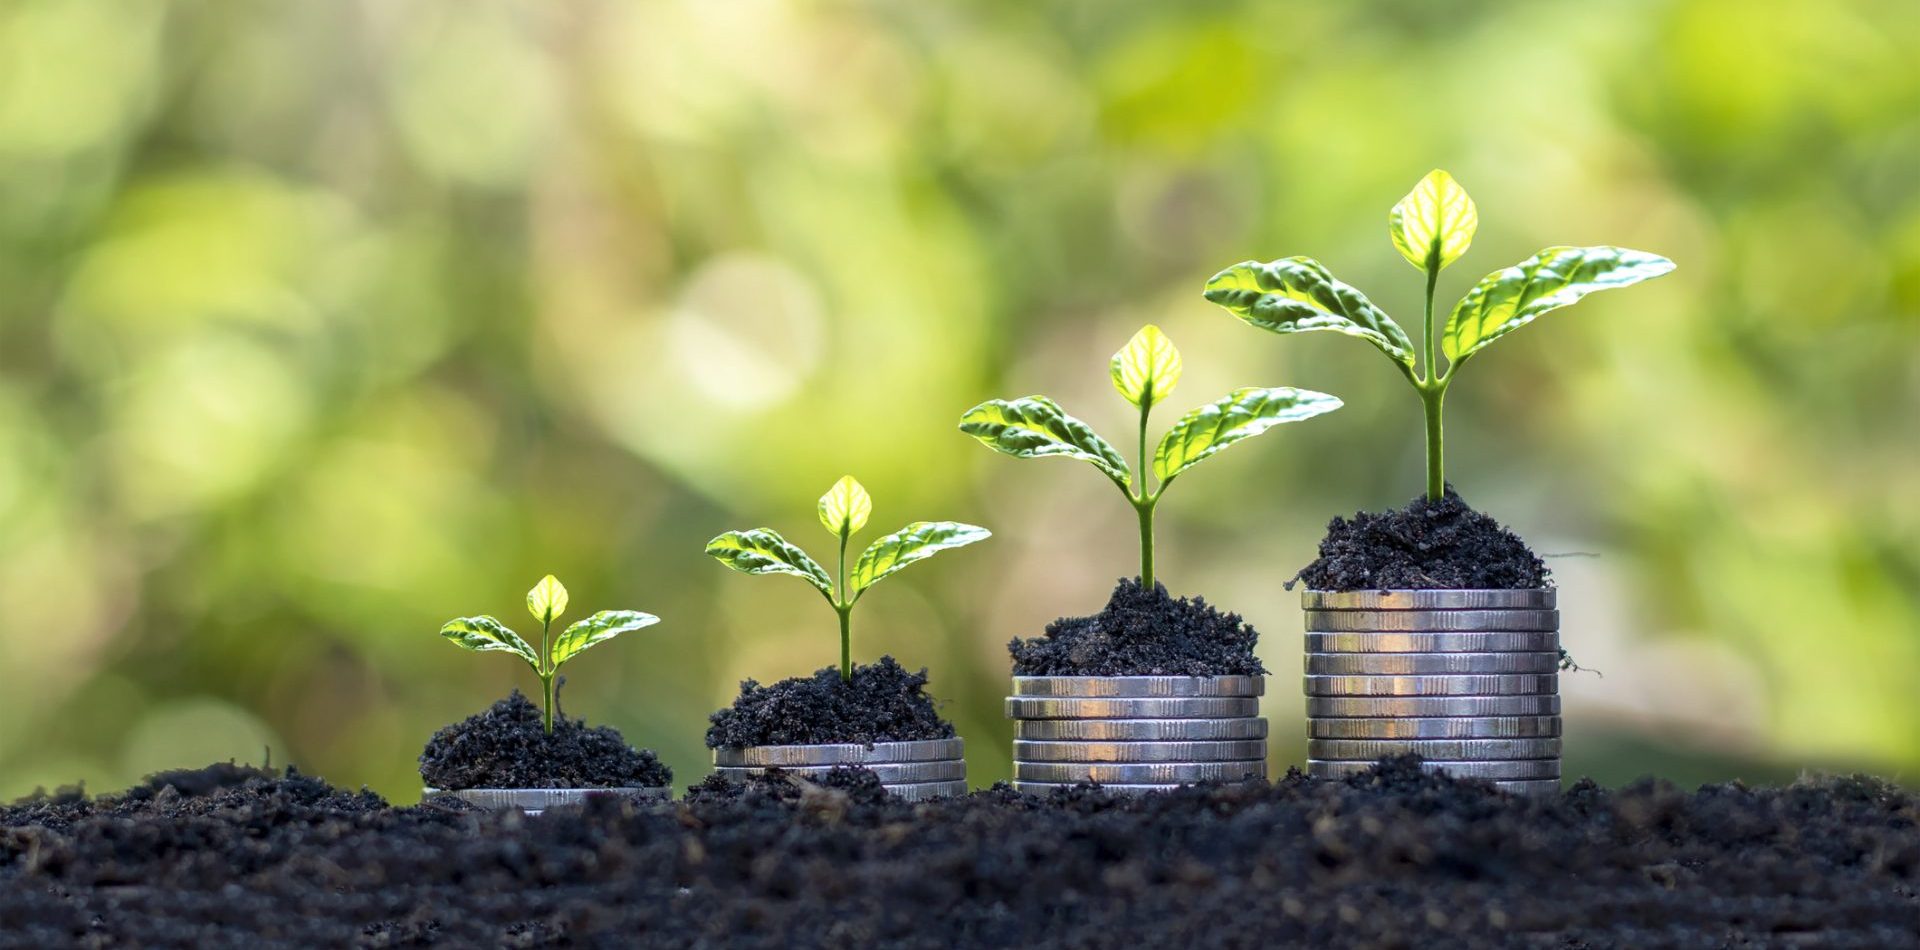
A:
[440,575,660,734]
[960,325,1341,588]
[707,477,990,682]
[1205,170,1675,501]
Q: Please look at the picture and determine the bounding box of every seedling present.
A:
[707,477,990,682]
[1205,170,1675,501]
[440,575,660,734]
[959,325,1341,588]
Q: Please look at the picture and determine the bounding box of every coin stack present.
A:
[1004,676,1268,794]
[1300,589,1561,795]
[427,786,673,816]
[711,738,967,801]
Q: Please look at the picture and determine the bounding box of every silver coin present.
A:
[428,786,673,814]
[1014,717,1270,741]
[1301,590,1555,611]
[712,738,964,767]
[1012,739,1269,763]
[886,780,969,802]
[1306,737,1563,761]
[1494,779,1562,796]
[1309,758,1560,780]
[713,759,966,783]
[1010,675,1264,698]
[1306,652,1560,675]
[1304,609,1559,632]
[1004,696,1261,720]
[1304,631,1560,654]
[1013,760,1267,784]
[1308,716,1561,740]
[1012,781,1191,795]
[1303,674,1558,697]
[1306,695,1561,717]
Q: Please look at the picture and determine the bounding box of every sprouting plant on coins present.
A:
[706,476,991,682]
[440,575,661,733]
[959,325,1341,588]
[1204,170,1675,501]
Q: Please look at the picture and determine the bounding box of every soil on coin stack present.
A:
[3,756,1916,947]
[1009,578,1265,676]
[706,655,955,748]
[1294,488,1550,591]
[418,690,672,790]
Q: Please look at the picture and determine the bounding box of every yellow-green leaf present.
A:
[525,574,568,625]
[849,521,990,596]
[1203,258,1415,369]
[958,396,1131,484]
[1109,324,1183,410]
[817,475,872,537]
[1444,245,1677,362]
[1389,169,1478,272]
[440,616,538,670]
[1154,387,1344,484]
[551,609,659,668]
[705,528,834,598]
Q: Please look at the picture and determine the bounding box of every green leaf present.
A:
[958,396,1131,484]
[817,475,872,537]
[849,521,991,595]
[551,609,660,668]
[1203,258,1416,369]
[1154,387,1344,483]
[1443,246,1677,362]
[705,529,833,598]
[1389,169,1478,272]
[526,574,568,626]
[1109,324,1183,410]
[440,616,538,670]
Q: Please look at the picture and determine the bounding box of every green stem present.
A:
[1135,400,1155,588]
[836,529,852,682]
[1421,255,1445,502]
[539,616,554,734]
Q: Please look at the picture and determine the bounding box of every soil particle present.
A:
[1295,489,1551,591]
[417,690,671,790]
[3,756,1918,947]
[1008,578,1265,676]
[705,656,956,749]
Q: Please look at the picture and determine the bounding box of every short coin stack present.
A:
[1301,589,1561,795]
[711,738,967,801]
[1005,676,1268,794]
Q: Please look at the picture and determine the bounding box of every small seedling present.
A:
[707,477,990,682]
[1205,170,1675,501]
[959,325,1341,588]
[440,575,660,734]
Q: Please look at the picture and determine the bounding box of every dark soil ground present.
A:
[706,656,956,748]
[2,757,1915,948]
[1295,489,1551,591]
[1009,578,1265,676]
[418,691,672,790]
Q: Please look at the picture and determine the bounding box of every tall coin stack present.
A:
[1005,676,1268,793]
[1300,589,1561,794]
[712,738,967,801]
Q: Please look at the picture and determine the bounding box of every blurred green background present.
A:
[0,0,1915,802]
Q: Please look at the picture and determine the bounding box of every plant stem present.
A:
[837,529,852,682]
[540,616,554,734]
[1135,400,1155,588]
[1421,255,1445,502]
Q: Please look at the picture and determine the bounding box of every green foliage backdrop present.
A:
[0,0,1914,799]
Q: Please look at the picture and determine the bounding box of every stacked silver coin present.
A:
[1005,676,1268,794]
[424,786,674,816]
[1301,589,1561,795]
[711,738,966,801]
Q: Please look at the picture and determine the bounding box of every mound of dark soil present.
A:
[3,757,1917,947]
[706,656,955,748]
[418,690,671,790]
[1009,578,1265,676]
[1295,489,1550,590]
